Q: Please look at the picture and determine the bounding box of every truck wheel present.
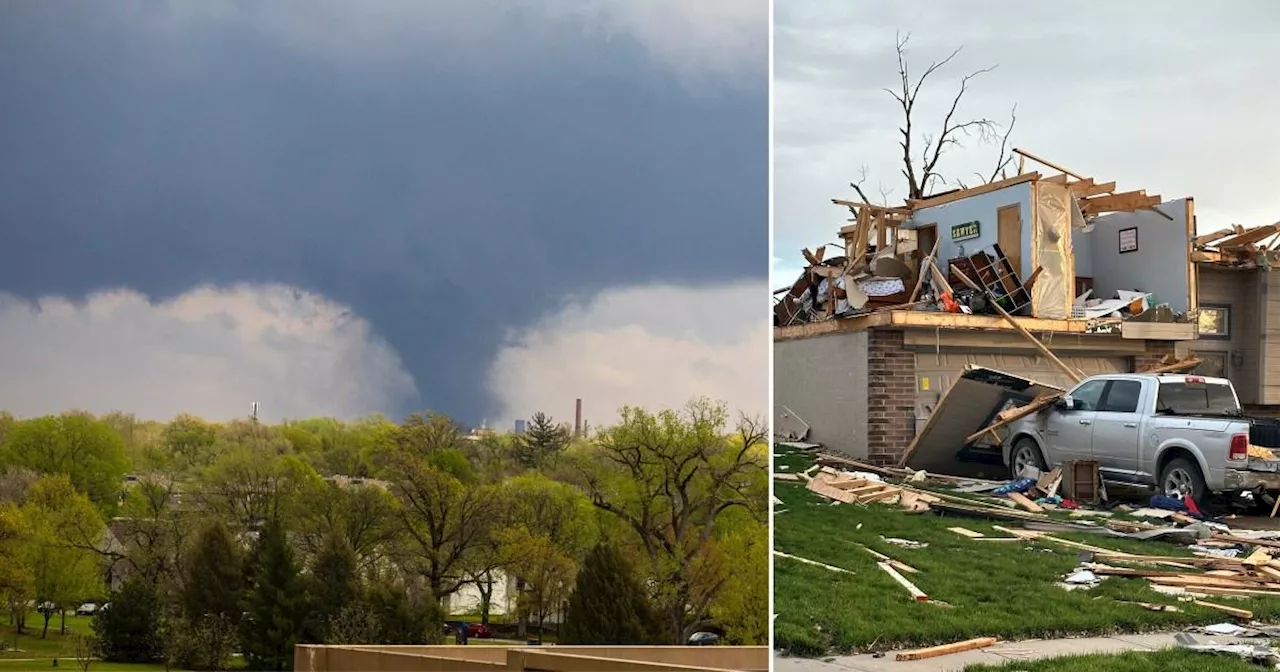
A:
[1159,457,1207,504]
[1009,438,1047,480]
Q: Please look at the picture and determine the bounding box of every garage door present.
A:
[913,352,1129,434]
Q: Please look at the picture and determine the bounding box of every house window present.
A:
[1198,305,1230,339]
[1192,351,1228,379]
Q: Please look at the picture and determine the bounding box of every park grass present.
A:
[964,648,1261,671]
[772,443,1280,657]
[0,663,176,671]
[1,612,94,660]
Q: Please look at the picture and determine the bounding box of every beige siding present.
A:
[1265,270,1280,404]
[1186,266,1263,404]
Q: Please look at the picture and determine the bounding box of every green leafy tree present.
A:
[512,412,570,469]
[21,476,104,637]
[240,518,304,671]
[93,574,164,663]
[0,502,35,635]
[4,413,128,512]
[572,399,768,643]
[391,456,499,599]
[182,519,244,622]
[162,414,219,471]
[709,522,768,644]
[295,480,399,571]
[562,542,659,645]
[497,526,576,642]
[199,448,321,531]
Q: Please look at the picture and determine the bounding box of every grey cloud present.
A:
[0,1,768,423]
[774,0,1280,260]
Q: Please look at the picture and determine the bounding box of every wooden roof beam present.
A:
[831,199,912,215]
[906,172,1041,210]
[1216,223,1280,249]
[1080,190,1161,214]
[1012,148,1087,181]
[1194,228,1236,247]
[1072,181,1116,198]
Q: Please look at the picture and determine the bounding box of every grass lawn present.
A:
[0,655,175,665]
[0,612,94,660]
[773,444,1280,657]
[964,648,1262,671]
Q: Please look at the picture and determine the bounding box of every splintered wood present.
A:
[804,472,941,511]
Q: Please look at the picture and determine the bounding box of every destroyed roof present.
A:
[1192,222,1280,270]
[773,147,1193,333]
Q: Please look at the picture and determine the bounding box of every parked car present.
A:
[1004,373,1280,503]
[444,621,493,639]
[75,603,98,616]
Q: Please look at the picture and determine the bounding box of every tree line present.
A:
[0,399,768,670]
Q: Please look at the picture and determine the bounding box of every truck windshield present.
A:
[1155,381,1241,416]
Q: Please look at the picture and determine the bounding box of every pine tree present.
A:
[513,412,570,469]
[239,518,304,671]
[93,575,163,663]
[306,534,360,643]
[183,519,244,622]
[561,542,658,645]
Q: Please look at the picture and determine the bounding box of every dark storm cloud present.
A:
[0,1,767,422]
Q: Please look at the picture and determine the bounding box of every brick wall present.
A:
[866,329,916,466]
[1132,341,1177,372]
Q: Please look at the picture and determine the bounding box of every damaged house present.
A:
[774,150,1203,473]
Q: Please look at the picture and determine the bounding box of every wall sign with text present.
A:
[1119,226,1138,254]
[951,220,981,242]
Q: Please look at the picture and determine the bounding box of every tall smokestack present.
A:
[574,398,583,437]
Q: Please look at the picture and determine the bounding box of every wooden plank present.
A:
[895,638,999,662]
[949,527,985,538]
[1007,492,1044,512]
[950,266,1085,383]
[1073,181,1116,198]
[858,545,919,574]
[909,236,942,303]
[774,551,854,575]
[1195,228,1237,246]
[965,394,1061,445]
[878,562,928,601]
[1139,357,1202,374]
[1012,148,1084,179]
[1216,223,1280,249]
[830,199,912,215]
[1194,600,1254,619]
[773,473,801,481]
[906,173,1040,210]
[1080,191,1162,214]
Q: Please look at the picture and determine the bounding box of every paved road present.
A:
[773,632,1245,671]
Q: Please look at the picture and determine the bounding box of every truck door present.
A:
[1090,379,1144,482]
[1043,378,1106,464]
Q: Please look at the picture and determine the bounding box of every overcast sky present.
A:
[774,0,1280,283]
[0,1,768,428]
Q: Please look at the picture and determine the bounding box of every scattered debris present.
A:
[774,551,854,575]
[1195,602,1254,620]
[894,637,1000,662]
[776,407,811,441]
[1175,633,1280,666]
[878,562,928,602]
[880,537,928,550]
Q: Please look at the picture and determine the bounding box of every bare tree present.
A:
[850,31,1016,204]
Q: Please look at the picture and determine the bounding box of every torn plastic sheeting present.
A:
[1031,181,1073,319]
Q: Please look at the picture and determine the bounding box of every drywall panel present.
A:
[909,182,1034,274]
[773,332,868,458]
[1089,199,1192,313]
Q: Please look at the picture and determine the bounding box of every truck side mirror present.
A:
[1055,394,1075,411]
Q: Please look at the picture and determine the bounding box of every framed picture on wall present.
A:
[1119,227,1138,254]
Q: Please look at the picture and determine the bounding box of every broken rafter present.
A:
[964,393,1060,445]
[830,199,912,216]
[906,172,1040,210]
[1012,148,1085,180]
[1194,228,1237,247]
[1215,223,1280,249]
[1071,180,1116,198]
[1140,357,1202,374]
[1079,190,1162,214]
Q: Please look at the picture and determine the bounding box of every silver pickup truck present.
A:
[1003,373,1280,503]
